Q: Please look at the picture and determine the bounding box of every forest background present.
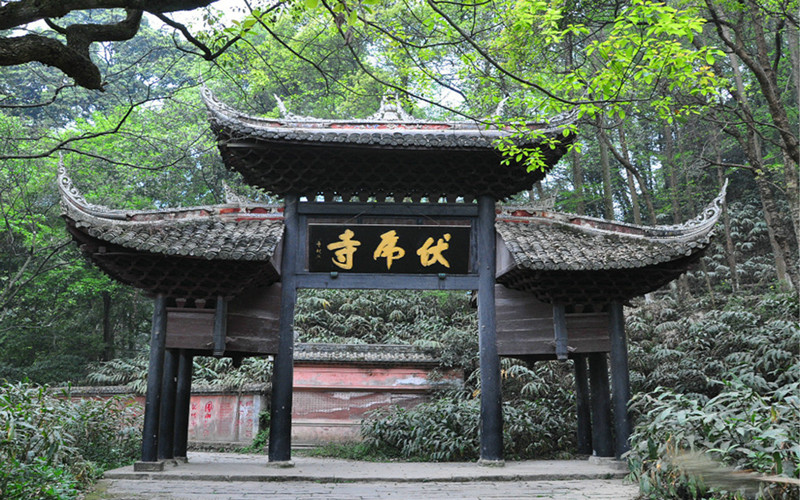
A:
[0,0,798,498]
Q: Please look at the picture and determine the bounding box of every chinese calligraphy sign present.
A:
[309,224,470,274]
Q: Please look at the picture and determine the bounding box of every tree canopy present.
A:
[0,3,798,496]
[0,0,796,387]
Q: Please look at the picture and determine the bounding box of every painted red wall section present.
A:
[61,362,461,447]
[291,363,462,445]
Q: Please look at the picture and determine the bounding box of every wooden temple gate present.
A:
[58,92,726,470]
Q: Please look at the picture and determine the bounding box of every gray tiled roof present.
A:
[59,165,284,262]
[201,88,575,200]
[496,182,725,272]
[202,88,575,150]
[294,343,439,365]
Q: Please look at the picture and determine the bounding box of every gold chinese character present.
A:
[327,229,361,270]
[416,233,451,268]
[373,230,406,270]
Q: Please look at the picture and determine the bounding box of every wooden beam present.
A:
[213,296,227,356]
[296,273,479,290]
[495,285,610,357]
[297,202,479,217]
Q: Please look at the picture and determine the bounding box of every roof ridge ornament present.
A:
[273,94,307,121]
[525,195,556,211]
[57,156,121,218]
[222,181,248,205]
[367,95,414,122]
[659,178,728,234]
[497,180,727,240]
[493,97,507,118]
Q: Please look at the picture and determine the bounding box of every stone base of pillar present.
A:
[133,461,166,472]
[266,460,295,468]
[588,456,628,471]
[477,458,506,467]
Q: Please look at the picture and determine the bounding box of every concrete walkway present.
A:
[95,452,640,499]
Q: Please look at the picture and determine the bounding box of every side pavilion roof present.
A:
[58,164,284,301]
[202,89,576,201]
[495,181,727,306]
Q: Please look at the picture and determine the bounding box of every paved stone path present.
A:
[94,452,640,500]
[97,478,639,499]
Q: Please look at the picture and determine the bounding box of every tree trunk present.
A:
[102,290,114,361]
[706,0,799,164]
[662,123,681,224]
[783,149,800,256]
[723,42,797,292]
[599,124,657,224]
[714,142,738,291]
[754,170,796,291]
[597,117,614,219]
[788,22,800,110]
[738,123,796,290]
[572,149,586,215]
[618,127,641,225]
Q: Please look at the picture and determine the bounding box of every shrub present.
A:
[627,380,800,499]
[361,394,575,461]
[625,291,799,498]
[88,354,273,393]
[0,381,141,498]
[0,458,80,500]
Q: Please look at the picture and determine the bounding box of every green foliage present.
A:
[87,354,273,394]
[625,289,799,498]
[628,381,800,499]
[361,394,575,461]
[191,356,273,390]
[627,291,799,398]
[295,289,478,371]
[86,356,149,394]
[0,381,141,498]
[0,458,80,500]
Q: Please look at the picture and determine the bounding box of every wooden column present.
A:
[158,349,178,460]
[609,301,632,458]
[553,304,568,361]
[477,195,503,464]
[213,296,227,356]
[588,352,613,457]
[139,294,167,466]
[173,351,193,461]
[574,354,592,455]
[268,194,299,464]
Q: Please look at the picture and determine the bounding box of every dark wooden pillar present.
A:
[609,301,632,458]
[574,354,592,455]
[139,294,167,465]
[477,195,503,463]
[269,194,299,463]
[173,351,193,461]
[588,352,613,457]
[213,296,228,356]
[553,304,568,361]
[158,349,178,460]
